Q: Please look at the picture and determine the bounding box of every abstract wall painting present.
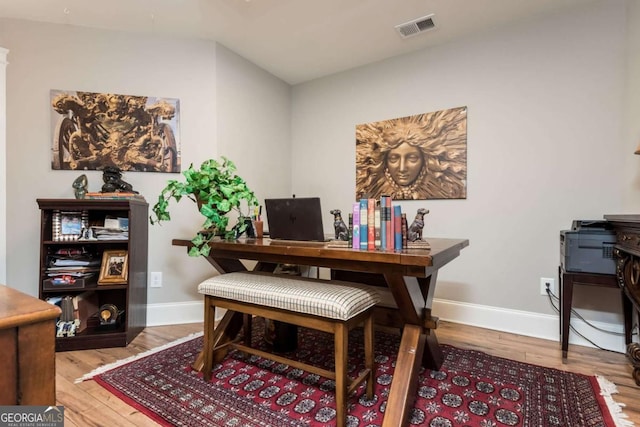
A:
[51,89,181,173]
[356,106,467,200]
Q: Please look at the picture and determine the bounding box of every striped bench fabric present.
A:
[197,271,381,320]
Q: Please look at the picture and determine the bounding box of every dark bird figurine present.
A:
[330,209,349,241]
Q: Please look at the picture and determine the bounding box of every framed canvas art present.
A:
[356,106,467,200]
[51,89,181,173]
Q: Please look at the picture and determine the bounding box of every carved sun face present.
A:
[386,142,425,186]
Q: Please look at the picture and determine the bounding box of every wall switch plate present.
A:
[540,277,555,296]
[150,271,163,288]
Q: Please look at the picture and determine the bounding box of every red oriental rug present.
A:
[79,320,630,426]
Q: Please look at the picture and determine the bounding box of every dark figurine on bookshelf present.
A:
[330,209,349,241]
[101,166,138,193]
[408,208,429,242]
[72,174,88,199]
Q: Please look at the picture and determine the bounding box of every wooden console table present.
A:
[604,214,640,385]
[0,285,61,405]
[174,236,468,427]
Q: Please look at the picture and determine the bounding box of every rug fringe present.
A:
[74,331,204,383]
[596,375,635,427]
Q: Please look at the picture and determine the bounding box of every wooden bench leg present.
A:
[334,322,348,427]
[364,314,375,398]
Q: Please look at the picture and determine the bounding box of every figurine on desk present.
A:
[408,208,429,242]
[330,209,349,241]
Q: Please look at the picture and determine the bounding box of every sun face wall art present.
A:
[356,106,467,200]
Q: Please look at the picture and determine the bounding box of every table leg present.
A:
[192,256,279,372]
[381,272,441,426]
[382,324,425,427]
[418,272,443,370]
[193,308,244,372]
[622,291,633,345]
[627,343,640,386]
[561,272,573,358]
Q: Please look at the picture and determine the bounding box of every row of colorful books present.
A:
[349,196,408,250]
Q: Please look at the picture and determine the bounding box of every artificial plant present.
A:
[150,157,258,256]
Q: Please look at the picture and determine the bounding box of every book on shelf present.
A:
[326,239,350,248]
[359,199,368,250]
[49,258,98,267]
[73,291,99,332]
[85,192,145,201]
[367,198,375,250]
[352,202,360,250]
[45,291,98,334]
[47,247,100,277]
[92,230,129,240]
[380,196,387,250]
[401,213,408,249]
[393,205,402,250]
[383,196,392,250]
[374,202,381,249]
[347,212,353,247]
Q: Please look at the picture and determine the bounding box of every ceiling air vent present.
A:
[395,14,436,39]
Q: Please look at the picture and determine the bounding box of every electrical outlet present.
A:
[540,277,555,296]
[150,271,163,288]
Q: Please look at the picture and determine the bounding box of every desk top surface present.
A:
[173,237,469,275]
[0,285,61,329]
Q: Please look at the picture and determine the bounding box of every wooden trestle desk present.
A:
[173,237,469,427]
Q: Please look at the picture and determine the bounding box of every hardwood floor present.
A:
[56,321,640,426]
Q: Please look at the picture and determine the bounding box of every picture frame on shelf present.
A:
[98,250,128,285]
[53,210,89,241]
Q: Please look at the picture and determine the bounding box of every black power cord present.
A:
[545,286,637,354]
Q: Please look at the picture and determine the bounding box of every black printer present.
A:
[560,220,616,275]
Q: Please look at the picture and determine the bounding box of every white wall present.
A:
[216,44,292,200]
[624,0,640,209]
[291,1,630,346]
[0,20,291,324]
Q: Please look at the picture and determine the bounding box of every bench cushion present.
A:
[198,271,380,321]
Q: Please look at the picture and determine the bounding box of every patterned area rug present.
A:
[79,320,630,426]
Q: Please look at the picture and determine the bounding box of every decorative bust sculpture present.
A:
[101,166,137,193]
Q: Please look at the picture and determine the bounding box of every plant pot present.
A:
[234,216,256,239]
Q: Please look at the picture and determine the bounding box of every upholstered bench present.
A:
[198,271,380,427]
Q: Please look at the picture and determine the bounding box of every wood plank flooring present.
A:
[56,321,640,426]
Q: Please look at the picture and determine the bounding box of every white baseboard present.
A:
[433,298,628,354]
[145,301,203,326]
[146,298,628,354]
